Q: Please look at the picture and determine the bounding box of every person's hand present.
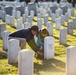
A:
[37,51,44,58]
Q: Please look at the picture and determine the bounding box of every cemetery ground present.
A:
[0,12,76,75]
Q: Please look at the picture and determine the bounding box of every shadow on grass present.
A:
[33,19,37,22]
[10,63,18,68]
[67,39,72,42]
[7,24,16,29]
[34,58,65,74]
[11,26,16,29]
[48,20,51,21]
[0,56,7,59]
[63,44,70,47]
[62,25,67,27]
[72,34,76,37]
[53,35,59,40]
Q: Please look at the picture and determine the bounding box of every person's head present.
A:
[31,26,39,35]
[41,29,49,37]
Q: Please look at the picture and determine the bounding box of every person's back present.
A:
[9,28,33,42]
[9,26,38,49]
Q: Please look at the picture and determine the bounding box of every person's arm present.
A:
[37,51,44,57]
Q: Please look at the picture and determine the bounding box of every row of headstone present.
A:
[5,12,34,29]
[39,2,75,17]
[5,14,15,27]
[0,2,73,29]
[7,36,54,74]
[0,4,25,16]
[0,1,26,7]
[0,3,73,19]
[8,40,34,75]
[8,36,54,61]
[38,2,72,9]
[2,11,75,46]
[28,2,38,16]
[46,18,75,45]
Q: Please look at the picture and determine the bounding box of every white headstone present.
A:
[0,24,6,39]
[10,16,15,27]
[16,11,21,19]
[37,9,40,15]
[65,13,69,22]
[51,13,56,22]
[12,10,16,18]
[55,9,60,18]
[40,6,44,16]
[25,8,28,18]
[0,10,2,18]
[18,49,35,75]
[47,22,53,36]
[37,18,42,30]
[37,14,41,19]
[66,46,76,75]
[17,19,22,30]
[44,36,54,59]
[61,15,65,25]
[30,10,34,20]
[67,9,71,18]
[8,39,19,64]
[28,16,32,26]
[22,14,27,23]
[67,21,73,35]
[5,15,10,25]
[24,22,31,29]
[73,17,76,29]
[59,28,67,45]
[59,9,63,16]
[71,8,74,16]
[47,9,52,16]
[43,10,47,16]
[55,18,61,30]
[2,31,10,51]
[2,11,6,21]
[44,15,48,26]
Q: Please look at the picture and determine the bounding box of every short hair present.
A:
[41,29,49,35]
[31,26,38,32]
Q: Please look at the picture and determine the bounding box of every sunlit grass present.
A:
[0,8,76,75]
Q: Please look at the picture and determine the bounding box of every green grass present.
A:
[0,9,76,75]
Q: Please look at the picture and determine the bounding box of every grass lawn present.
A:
[0,8,76,75]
